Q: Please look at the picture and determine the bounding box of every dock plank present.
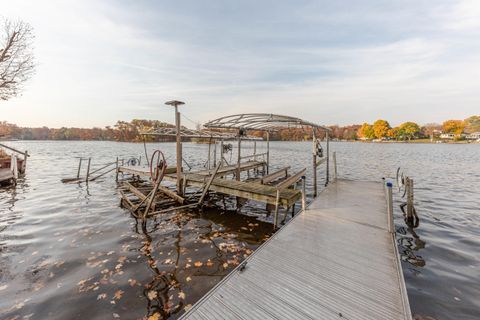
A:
[181,179,412,320]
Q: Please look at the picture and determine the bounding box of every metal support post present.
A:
[266,131,270,174]
[386,181,394,233]
[325,131,330,185]
[333,151,337,181]
[77,158,83,179]
[86,158,91,182]
[313,131,317,197]
[237,131,241,181]
[301,176,306,211]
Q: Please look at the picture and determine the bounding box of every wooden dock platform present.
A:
[119,160,303,210]
[181,179,412,320]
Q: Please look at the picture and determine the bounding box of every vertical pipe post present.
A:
[115,157,119,182]
[313,130,318,197]
[326,131,330,185]
[175,106,183,195]
[273,189,280,229]
[207,139,211,170]
[86,158,91,182]
[213,141,217,168]
[253,140,257,161]
[266,131,270,174]
[138,156,141,166]
[236,130,241,181]
[11,154,18,180]
[301,176,306,211]
[333,151,337,181]
[77,158,83,179]
[386,181,394,233]
[220,140,224,167]
[23,151,28,173]
[406,177,414,223]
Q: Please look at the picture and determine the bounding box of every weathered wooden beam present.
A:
[260,166,290,184]
[198,162,222,205]
[158,185,185,204]
[276,168,306,190]
[123,181,147,201]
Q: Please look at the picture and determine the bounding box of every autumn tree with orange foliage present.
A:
[442,120,465,134]
[373,120,391,139]
[357,123,375,139]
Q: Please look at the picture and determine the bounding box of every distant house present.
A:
[440,133,457,139]
[466,132,480,140]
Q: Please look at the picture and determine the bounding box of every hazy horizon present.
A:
[2,0,480,128]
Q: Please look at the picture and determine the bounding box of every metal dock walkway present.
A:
[181,179,412,320]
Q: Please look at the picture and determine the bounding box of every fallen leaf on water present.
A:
[184,304,193,312]
[194,261,203,267]
[186,276,192,282]
[148,313,160,320]
[113,313,120,318]
[31,251,38,256]
[178,292,186,300]
[97,293,107,300]
[77,279,88,286]
[185,263,191,269]
[113,290,124,300]
[107,251,115,256]
[128,279,137,287]
[0,285,7,291]
[147,290,157,300]
[223,263,228,269]
[118,256,127,263]
[14,301,25,309]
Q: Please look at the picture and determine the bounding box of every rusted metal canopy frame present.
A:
[203,113,331,132]
[204,113,331,195]
[140,127,262,141]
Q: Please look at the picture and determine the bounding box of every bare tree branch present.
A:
[0,18,35,100]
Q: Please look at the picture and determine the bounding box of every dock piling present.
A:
[77,158,83,179]
[236,131,241,181]
[85,158,91,182]
[313,131,318,197]
[301,176,306,211]
[266,131,270,174]
[273,189,280,229]
[406,177,414,223]
[325,131,330,185]
[333,151,337,181]
[386,181,394,233]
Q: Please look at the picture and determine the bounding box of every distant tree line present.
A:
[356,116,480,141]
[0,116,478,142]
[0,119,176,142]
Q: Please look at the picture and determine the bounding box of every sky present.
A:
[1,0,479,128]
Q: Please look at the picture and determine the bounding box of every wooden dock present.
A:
[181,179,412,320]
[118,160,303,214]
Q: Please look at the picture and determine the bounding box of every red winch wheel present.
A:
[149,150,167,183]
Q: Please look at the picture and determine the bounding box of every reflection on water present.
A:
[0,141,479,320]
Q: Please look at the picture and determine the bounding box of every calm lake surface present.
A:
[0,141,479,320]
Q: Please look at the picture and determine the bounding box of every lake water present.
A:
[0,141,479,320]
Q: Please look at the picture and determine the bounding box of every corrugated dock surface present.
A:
[181,179,412,320]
